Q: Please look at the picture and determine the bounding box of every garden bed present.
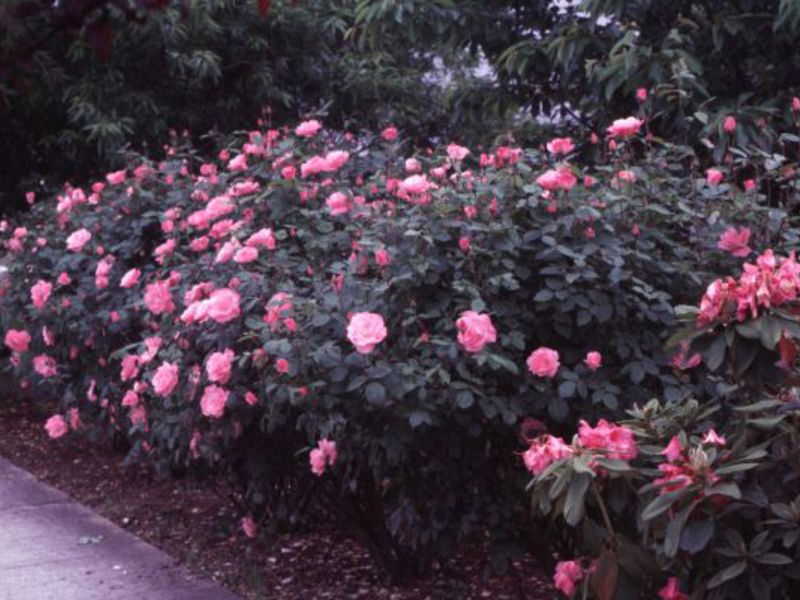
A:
[0,398,554,599]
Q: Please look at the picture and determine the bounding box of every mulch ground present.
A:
[0,399,556,599]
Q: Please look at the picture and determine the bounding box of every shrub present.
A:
[2,115,798,577]
[525,250,800,598]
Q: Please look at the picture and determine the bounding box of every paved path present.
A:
[0,456,240,600]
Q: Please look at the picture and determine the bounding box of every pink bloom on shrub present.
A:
[106,169,126,185]
[717,227,751,257]
[400,174,432,196]
[152,361,179,397]
[636,87,648,102]
[446,143,470,161]
[527,347,560,378]
[66,228,92,252]
[723,115,737,134]
[381,126,398,141]
[246,228,276,250]
[553,560,583,597]
[309,438,337,476]
[584,351,602,371]
[275,358,290,374]
[536,168,576,191]
[546,137,575,155]
[281,165,297,180]
[459,237,470,252]
[523,434,573,475]
[375,248,390,266]
[57,272,71,285]
[45,415,68,439]
[120,268,141,288]
[120,355,140,382]
[295,119,322,137]
[346,312,388,354]
[661,436,683,463]
[706,168,724,186]
[606,116,643,138]
[30,280,52,310]
[245,391,258,406]
[143,281,175,315]
[206,349,234,384]
[578,419,638,460]
[33,354,57,378]
[4,329,31,353]
[456,311,497,353]
[326,191,351,216]
[658,577,688,600]
[405,158,421,173]
[200,385,228,418]
[744,179,756,192]
[207,288,241,323]
[322,150,349,172]
[233,246,259,263]
[227,154,248,172]
[701,428,726,446]
[241,516,258,539]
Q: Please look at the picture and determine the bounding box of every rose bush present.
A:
[2,113,799,577]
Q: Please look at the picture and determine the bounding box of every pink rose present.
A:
[446,143,470,161]
[536,168,576,191]
[246,228,276,250]
[233,246,259,263]
[326,192,351,216]
[636,88,648,102]
[206,349,234,384]
[200,385,229,418]
[66,228,92,252]
[606,116,643,138]
[706,168,724,186]
[526,347,560,378]
[227,154,248,172]
[33,354,57,378]
[120,355,140,382]
[400,174,432,195]
[295,119,322,137]
[143,281,175,315]
[723,115,737,134]
[375,249,390,266]
[152,361,179,397]
[546,137,575,155]
[4,329,31,353]
[106,169,126,185]
[206,288,241,323]
[120,268,141,288]
[45,414,68,439]
[346,312,387,354]
[322,150,349,172]
[309,438,337,476]
[30,280,52,310]
[241,516,258,539]
[717,227,751,258]
[381,126,398,141]
[584,351,602,371]
[455,311,497,353]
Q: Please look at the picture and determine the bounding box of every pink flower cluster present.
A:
[309,438,337,476]
[698,249,800,326]
[654,430,725,495]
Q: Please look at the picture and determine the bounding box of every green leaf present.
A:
[564,472,592,526]
[680,518,715,554]
[665,501,698,558]
[708,561,747,588]
[641,488,691,522]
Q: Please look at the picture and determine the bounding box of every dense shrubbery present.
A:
[2,111,800,586]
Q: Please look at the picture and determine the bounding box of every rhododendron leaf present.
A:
[589,549,618,600]
[641,488,691,522]
[548,398,569,422]
[757,316,783,350]
[706,482,741,500]
[665,500,699,558]
[735,322,761,340]
[564,472,591,526]
[708,560,747,588]
[703,335,727,372]
[594,458,633,473]
[680,518,715,554]
[747,416,786,430]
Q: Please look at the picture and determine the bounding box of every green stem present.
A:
[593,481,616,540]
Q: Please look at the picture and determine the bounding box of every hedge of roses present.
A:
[2,112,799,580]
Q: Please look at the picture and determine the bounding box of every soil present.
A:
[0,399,556,599]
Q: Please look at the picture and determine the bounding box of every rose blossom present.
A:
[706,168,724,186]
[606,116,643,138]
[4,329,31,353]
[33,354,57,378]
[206,349,234,384]
[309,438,337,476]
[45,414,68,439]
[455,311,497,353]
[527,347,560,378]
[346,312,388,354]
[120,268,141,288]
[152,361,179,397]
[546,137,575,155]
[326,192,351,216]
[295,119,322,137]
[143,281,175,315]
[200,385,229,418]
[584,351,602,371]
[717,227,751,258]
[206,288,241,323]
[66,228,92,252]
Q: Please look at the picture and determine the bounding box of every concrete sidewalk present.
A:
[0,456,240,600]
